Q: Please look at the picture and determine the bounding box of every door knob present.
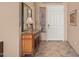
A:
[48,24,50,27]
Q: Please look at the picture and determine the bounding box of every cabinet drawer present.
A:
[22,39,32,53]
[22,35,32,39]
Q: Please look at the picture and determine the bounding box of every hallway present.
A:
[35,41,79,57]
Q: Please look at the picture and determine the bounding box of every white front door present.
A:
[47,5,64,41]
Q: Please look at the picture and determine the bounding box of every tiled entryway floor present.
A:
[35,41,79,57]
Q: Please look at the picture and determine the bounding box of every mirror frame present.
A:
[21,2,32,32]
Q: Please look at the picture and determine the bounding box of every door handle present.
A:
[48,24,50,29]
[48,24,50,27]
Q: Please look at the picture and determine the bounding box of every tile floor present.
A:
[35,41,79,57]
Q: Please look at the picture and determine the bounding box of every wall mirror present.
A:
[21,3,32,32]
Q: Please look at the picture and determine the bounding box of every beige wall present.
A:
[0,2,35,57]
[0,3,20,56]
[67,3,79,55]
[35,3,67,41]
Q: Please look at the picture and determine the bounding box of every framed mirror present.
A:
[21,3,32,32]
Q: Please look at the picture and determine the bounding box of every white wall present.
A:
[0,3,20,57]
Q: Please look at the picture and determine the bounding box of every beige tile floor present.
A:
[35,41,79,57]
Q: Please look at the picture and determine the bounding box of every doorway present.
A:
[46,5,64,41]
[35,3,78,57]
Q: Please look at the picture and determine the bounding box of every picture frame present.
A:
[70,9,77,26]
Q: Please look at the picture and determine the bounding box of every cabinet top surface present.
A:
[21,30,41,35]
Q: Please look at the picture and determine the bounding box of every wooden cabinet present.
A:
[21,31,40,56]
[22,39,32,53]
[0,41,3,57]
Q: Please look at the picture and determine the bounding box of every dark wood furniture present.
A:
[0,41,3,57]
[21,31,41,56]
